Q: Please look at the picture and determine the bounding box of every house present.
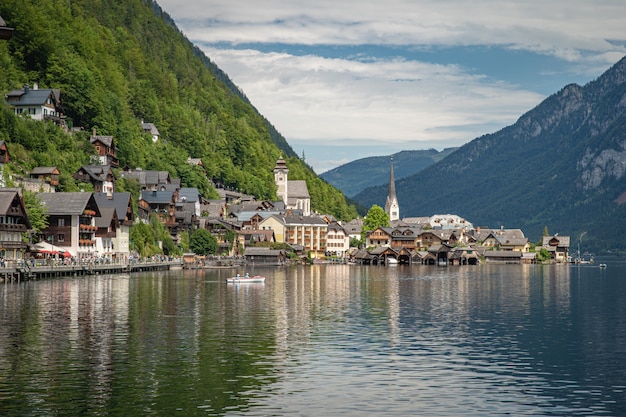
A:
[73,165,116,195]
[0,14,14,40]
[258,215,287,243]
[326,222,349,258]
[30,167,60,187]
[5,84,65,127]
[342,218,363,243]
[139,189,177,226]
[280,214,328,259]
[0,140,10,164]
[542,235,570,263]
[93,192,134,260]
[0,189,31,264]
[121,168,171,191]
[418,230,451,250]
[142,121,160,142]
[37,192,101,259]
[90,130,119,167]
[389,226,421,251]
[94,207,118,258]
[366,227,392,247]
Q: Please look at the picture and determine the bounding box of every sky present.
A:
[157,0,626,173]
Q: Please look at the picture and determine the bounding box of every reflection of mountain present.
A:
[320,149,457,197]
[353,56,626,251]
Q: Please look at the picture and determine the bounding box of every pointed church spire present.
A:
[385,156,400,222]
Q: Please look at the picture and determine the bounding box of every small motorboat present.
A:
[226,274,266,283]
[599,264,607,268]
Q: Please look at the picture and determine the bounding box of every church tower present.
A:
[273,155,289,204]
[385,156,400,222]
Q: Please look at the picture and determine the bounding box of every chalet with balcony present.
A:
[417,230,451,250]
[73,165,116,195]
[0,189,31,263]
[37,192,101,259]
[5,84,66,127]
[90,130,119,167]
[366,227,392,247]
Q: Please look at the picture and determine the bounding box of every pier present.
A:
[1,259,183,283]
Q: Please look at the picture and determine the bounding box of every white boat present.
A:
[386,257,398,265]
[226,275,266,283]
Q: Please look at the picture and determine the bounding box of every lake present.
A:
[1,261,625,416]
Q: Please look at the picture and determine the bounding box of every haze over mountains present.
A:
[350,56,626,253]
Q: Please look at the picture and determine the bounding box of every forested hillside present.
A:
[353,56,626,253]
[0,0,358,220]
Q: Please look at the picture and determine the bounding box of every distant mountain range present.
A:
[320,148,457,197]
[351,56,626,253]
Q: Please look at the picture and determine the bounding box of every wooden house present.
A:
[0,189,31,263]
[37,192,101,259]
[30,166,60,187]
[0,140,10,164]
[90,130,119,167]
[73,165,116,195]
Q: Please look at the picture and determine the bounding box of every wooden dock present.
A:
[1,259,183,283]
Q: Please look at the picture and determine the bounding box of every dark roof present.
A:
[141,190,173,204]
[95,207,116,228]
[31,166,59,175]
[142,122,160,136]
[93,192,132,221]
[6,87,59,107]
[0,190,31,229]
[38,192,99,216]
[77,165,114,181]
[90,135,114,148]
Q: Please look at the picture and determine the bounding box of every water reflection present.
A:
[0,263,625,416]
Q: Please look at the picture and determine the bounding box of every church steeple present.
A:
[274,155,289,204]
[385,156,399,222]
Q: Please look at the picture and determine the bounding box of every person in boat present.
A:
[236,273,240,279]
[245,273,250,278]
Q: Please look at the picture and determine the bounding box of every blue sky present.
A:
[158,0,626,173]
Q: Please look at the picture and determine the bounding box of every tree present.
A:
[361,204,389,241]
[23,190,48,237]
[190,228,218,255]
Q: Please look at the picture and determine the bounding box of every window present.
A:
[58,234,65,242]
[58,218,65,227]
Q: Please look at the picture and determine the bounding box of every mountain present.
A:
[353,56,626,253]
[0,0,358,220]
[320,148,457,197]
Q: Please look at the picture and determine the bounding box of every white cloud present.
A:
[201,47,543,144]
[157,0,626,171]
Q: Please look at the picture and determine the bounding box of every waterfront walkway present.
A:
[1,258,183,283]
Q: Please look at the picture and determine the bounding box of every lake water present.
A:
[1,261,625,416]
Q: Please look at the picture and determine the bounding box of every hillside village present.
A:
[0,82,571,268]
[0,14,572,268]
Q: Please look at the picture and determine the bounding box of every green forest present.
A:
[0,0,358,220]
